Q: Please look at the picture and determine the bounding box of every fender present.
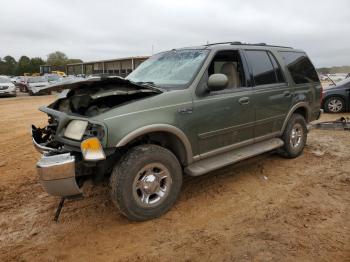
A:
[280,102,311,134]
[116,124,194,164]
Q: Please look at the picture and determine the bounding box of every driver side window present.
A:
[208,50,246,89]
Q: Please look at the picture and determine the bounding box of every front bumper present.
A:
[0,90,16,96]
[36,153,82,197]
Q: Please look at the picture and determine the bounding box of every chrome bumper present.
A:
[36,153,82,197]
[32,137,58,154]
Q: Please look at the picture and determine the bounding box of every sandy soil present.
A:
[0,95,349,262]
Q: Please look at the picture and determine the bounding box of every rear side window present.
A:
[280,51,319,84]
[245,50,283,86]
[268,52,285,83]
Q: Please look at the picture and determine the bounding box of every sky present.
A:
[0,0,349,67]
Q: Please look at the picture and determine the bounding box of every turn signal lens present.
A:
[81,137,105,161]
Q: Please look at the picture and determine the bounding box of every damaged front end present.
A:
[32,77,162,198]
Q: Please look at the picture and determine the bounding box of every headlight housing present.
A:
[64,120,88,140]
[83,123,105,140]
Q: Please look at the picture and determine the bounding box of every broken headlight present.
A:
[64,120,88,141]
[83,123,105,140]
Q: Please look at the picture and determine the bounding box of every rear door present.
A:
[244,50,291,139]
[279,51,322,120]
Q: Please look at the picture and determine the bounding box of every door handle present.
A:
[177,107,193,114]
[239,97,250,105]
[283,91,291,97]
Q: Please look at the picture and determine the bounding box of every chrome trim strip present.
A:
[116,124,194,165]
[255,114,285,125]
[198,132,280,160]
[198,115,285,140]
[198,121,255,139]
[32,137,59,154]
[103,102,192,121]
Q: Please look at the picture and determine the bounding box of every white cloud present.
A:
[0,0,349,66]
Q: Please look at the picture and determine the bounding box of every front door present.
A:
[193,50,255,158]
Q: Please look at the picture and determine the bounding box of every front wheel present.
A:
[279,113,307,158]
[110,144,182,221]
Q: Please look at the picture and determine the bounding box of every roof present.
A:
[177,41,302,52]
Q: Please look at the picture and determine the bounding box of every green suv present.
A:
[32,42,321,221]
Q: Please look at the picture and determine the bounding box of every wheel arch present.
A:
[322,94,347,110]
[116,124,193,166]
[281,102,311,134]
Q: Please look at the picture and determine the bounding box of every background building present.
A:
[66,56,149,77]
[40,56,149,77]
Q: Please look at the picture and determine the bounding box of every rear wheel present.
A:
[279,114,307,158]
[324,97,345,113]
[110,144,182,221]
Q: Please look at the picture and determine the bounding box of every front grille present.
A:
[0,86,8,90]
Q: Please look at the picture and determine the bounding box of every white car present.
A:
[27,77,50,95]
[0,77,16,97]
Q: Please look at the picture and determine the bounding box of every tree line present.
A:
[0,51,82,76]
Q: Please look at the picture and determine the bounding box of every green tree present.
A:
[67,58,83,64]
[46,51,68,67]
[17,56,31,75]
[30,57,45,73]
[0,58,6,75]
[2,55,17,75]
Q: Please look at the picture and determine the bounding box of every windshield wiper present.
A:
[135,81,157,86]
[132,81,165,92]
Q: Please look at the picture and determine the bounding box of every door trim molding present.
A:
[198,121,255,140]
[195,131,280,160]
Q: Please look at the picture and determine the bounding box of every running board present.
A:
[185,138,284,177]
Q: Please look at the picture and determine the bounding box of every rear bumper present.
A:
[36,153,82,197]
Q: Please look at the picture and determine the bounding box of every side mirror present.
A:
[207,73,228,92]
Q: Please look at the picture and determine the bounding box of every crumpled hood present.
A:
[45,76,163,117]
[32,76,162,94]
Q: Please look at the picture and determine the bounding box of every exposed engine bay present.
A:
[31,77,162,154]
[44,76,162,117]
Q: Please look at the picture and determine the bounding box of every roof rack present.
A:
[204,41,292,49]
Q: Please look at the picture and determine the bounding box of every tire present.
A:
[279,113,307,158]
[110,144,182,221]
[324,96,345,113]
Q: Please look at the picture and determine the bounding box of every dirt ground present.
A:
[0,95,349,262]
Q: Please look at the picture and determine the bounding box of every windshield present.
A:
[126,49,209,89]
[0,77,11,83]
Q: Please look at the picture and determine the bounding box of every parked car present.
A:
[45,74,63,84]
[10,76,22,85]
[32,42,321,221]
[27,76,50,95]
[15,76,30,92]
[321,78,350,113]
[0,77,16,97]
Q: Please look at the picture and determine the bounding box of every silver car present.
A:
[0,77,16,97]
